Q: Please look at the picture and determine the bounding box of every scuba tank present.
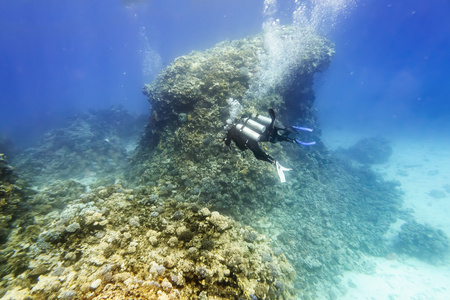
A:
[243,118,266,133]
[235,112,273,142]
[251,113,272,126]
[235,124,261,141]
[225,108,315,183]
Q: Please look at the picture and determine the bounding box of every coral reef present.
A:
[338,136,393,165]
[396,220,449,264]
[123,25,409,298]
[0,154,27,244]
[1,183,296,299]
[12,106,146,186]
[0,136,15,160]
[130,25,332,218]
[134,25,331,158]
[2,24,447,300]
[0,179,85,296]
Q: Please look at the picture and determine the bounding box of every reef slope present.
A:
[1,182,296,299]
[128,26,406,298]
[2,26,447,300]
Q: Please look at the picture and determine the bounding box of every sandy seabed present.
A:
[321,128,450,300]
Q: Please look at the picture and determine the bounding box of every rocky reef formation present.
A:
[13,106,146,187]
[130,25,332,214]
[0,179,86,297]
[1,183,296,299]
[0,154,28,244]
[127,25,409,298]
[0,136,15,161]
[397,220,449,264]
[338,136,393,165]
[2,24,448,300]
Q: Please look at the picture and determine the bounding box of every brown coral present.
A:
[1,184,296,299]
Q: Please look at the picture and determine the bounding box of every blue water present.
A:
[2,0,449,147]
[2,0,449,146]
[0,0,263,146]
[316,0,450,134]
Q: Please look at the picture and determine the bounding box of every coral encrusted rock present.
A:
[129,25,333,217]
[397,220,449,263]
[1,184,296,299]
[0,154,26,244]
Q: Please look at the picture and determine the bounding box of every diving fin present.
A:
[275,161,292,183]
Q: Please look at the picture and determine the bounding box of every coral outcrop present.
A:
[0,179,85,298]
[1,184,296,299]
[2,23,447,300]
[0,154,27,244]
[338,136,393,165]
[130,25,332,216]
[12,106,146,186]
[127,25,408,298]
[0,136,15,161]
[397,220,449,264]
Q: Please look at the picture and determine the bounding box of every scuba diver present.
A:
[224,108,315,183]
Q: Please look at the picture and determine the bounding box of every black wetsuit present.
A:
[225,124,275,163]
[225,109,315,182]
[225,108,298,164]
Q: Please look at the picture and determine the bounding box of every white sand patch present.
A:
[340,256,450,300]
[322,128,450,235]
[321,128,450,299]
[372,135,450,237]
